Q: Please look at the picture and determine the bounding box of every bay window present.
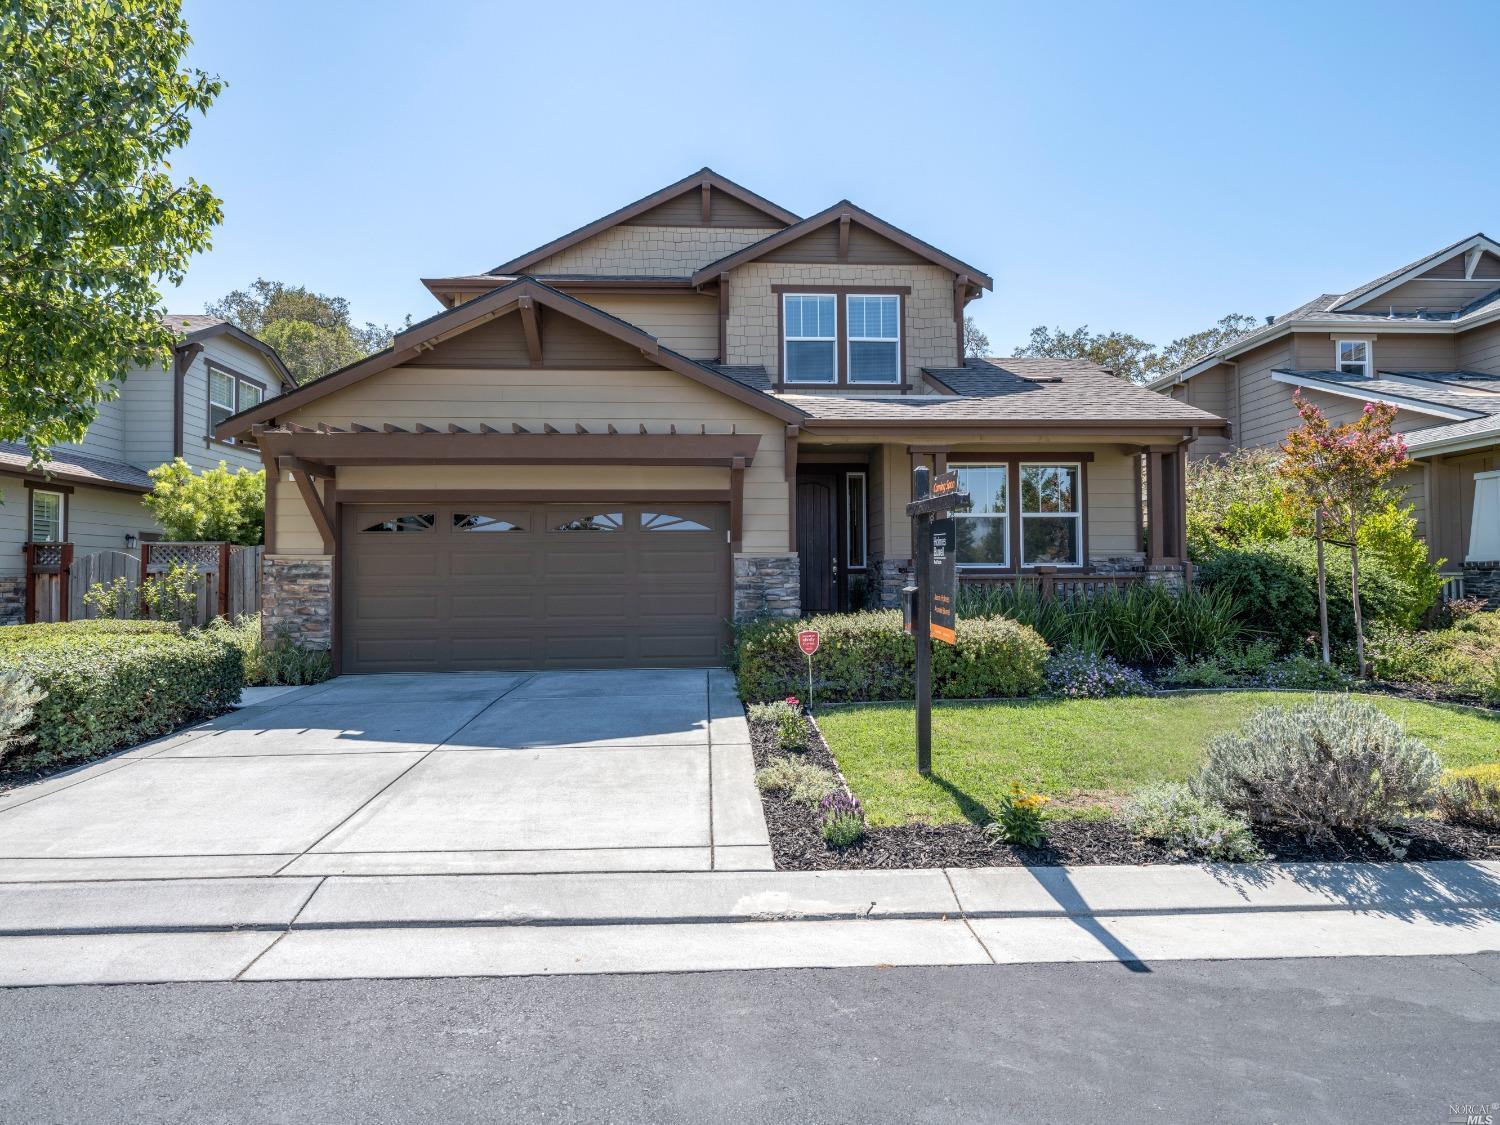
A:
[783,294,837,383]
[846,294,900,384]
[1020,463,1082,566]
[953,464,1008,568]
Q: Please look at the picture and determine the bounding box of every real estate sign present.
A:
[929,517,956,646]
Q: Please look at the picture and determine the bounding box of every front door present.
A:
[796,475,837,613]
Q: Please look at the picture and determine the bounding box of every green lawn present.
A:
[813,692,1500,827]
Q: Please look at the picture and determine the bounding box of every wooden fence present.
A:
[26,542,262,625]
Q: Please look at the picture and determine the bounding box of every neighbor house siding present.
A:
[1344,277,1500,314]
[724,262,957,383]
[530,225,773,277]
[0,478,150,578]
[1227,339,1297,450]
[1457,320,1500,372]
[583,293,720,359]
[53,383,128,464]
[1291,332,1455,372]
[1175,365,1235,456]
[182,336,279,473]
[123,360,177,470]
[273,364,790,554]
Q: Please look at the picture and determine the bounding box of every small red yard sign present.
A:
[797,630,820,656]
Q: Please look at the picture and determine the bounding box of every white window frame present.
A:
[29,489,65,544]
[208,362,268,444]
[1019,461,1084,568]
[844,472,868,570]
[845,294,901,385]
[952,462,1009,570]
[208,366,237,430]
[1337,339,1371,378]
[782,293,837,384]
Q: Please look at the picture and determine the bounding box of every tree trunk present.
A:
[1349,534,1367,678]
[1315,510,1331,665]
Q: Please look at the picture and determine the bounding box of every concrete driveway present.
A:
[0,669,770,880]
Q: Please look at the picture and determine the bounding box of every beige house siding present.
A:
[531,225,772,278]
[1174,366,1235,456]
[1292,331,1455,372]
[1227,338,1296,450]
[1457,320,1500,371]
[724,262,957,382]
[1345,277,1500,314]
[0,478,150,578]
[583,293,719,359]
[272,364,789,555]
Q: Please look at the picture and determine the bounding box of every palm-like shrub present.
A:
[1195,696,1440,839]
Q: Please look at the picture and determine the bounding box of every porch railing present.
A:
[958,566,1148,602]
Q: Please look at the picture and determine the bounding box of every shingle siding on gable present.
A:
[725,262,957,382]
[530,224,773,277]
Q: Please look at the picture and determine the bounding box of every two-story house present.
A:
[0,315,292,623]
[1149,233,1500,595]
[216,169,1226,673]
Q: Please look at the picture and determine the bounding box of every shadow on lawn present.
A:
[927,773,996,827]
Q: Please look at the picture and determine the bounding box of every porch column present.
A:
[1146,449,1166,564]
[785,425,799,552]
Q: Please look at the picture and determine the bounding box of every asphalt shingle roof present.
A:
[161,313,226,335]
[1274,369,1498,417]
[0,442,153,491]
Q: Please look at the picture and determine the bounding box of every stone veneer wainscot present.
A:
[261,555,332,649]
[733,554,800,621]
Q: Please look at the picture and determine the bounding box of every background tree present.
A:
[0,0,223,458]
[1012,325,1158,383]
[1278,394,1410,676]
[143,458,265,545]
[1012,314,1258,384]
[962,316,990,360]
[207,279,405,384]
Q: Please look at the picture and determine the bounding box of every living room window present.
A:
[1020,463,1082,567]
[783,294,837,384]
[846,295,900,384]
[1337,340,1370,377]
[953,464,1008,568]
[29,489,65,543]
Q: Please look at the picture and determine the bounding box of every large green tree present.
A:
[0,0,222,458]
[207,278,403,384]
[1013,314,1259,384]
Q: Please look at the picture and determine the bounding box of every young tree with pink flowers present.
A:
[1278,393,1410,676]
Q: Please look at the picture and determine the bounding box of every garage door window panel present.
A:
[454,513,526,532]
[360,514,435,533]
[554,512,624,532]
[642,511,712,532]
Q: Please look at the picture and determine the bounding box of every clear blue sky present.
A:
[170,0,1499,354]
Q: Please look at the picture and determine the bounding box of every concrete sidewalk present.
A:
[2,861,1497,987]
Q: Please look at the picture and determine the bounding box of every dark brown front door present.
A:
[797,476,837,613]
[341,501,730,672]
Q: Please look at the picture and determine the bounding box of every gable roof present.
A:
[484,169,800,279]
[163,315,295,388]
[214,278,806,438]
[1329,232,1499,312]
[689,200,994,290]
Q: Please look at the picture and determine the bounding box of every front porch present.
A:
[789,438,1191,613]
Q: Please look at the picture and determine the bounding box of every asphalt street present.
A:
[2,953,1496,1124]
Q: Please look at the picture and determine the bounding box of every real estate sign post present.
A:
[906,467,968,776]
[797,629,819,708]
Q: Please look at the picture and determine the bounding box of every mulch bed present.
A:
[749,718,1500,871]
[1357,679,1497,711]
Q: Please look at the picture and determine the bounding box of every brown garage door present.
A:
[341,501,730,672]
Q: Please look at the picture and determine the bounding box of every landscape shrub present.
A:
[735,611,1047,704]
[1196,540,1431,654]
[1194,696,1441,840]
[818,791,867,847]
[745,698,806,750]
[0,667,44,764]
[1159,657,1234,689]
[0,619,177,644]
[983,782,1049,847]
[1121,782,1263,862]
[1368,613,1500,702]
[1434,766,1500,830]
[957,582,1242,668]
[0,625,243,770]
[1259,654,1351,690]
[755,757,839,806]
[204,615,332,686]
[1044,646,1151,698]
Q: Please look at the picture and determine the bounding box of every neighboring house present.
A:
[0,315,293,623]
[216,168,1226,672]
[1149,233,1500,592]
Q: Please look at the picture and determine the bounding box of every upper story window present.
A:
[783,294,837,384]
[846,295,900,384]
[1337,340,1370,378]
[29,490,65,543]
[208,362,267,441]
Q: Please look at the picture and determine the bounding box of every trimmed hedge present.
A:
[735,610,1048,703]
[0,625,243,770]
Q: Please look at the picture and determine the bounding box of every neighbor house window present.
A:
[846,295,900,384]
[953,464,1008,568]
[29,490,64,543]
[782,294,837,383]
[208,362,267,440]
[1020,463,1082,567]
[1337,340,1370,377]
[845,472,867,569]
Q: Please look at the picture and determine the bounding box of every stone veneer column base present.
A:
[1143,563,1188,591]
[262,555,333,649]
[0,575,24,626]
[1462,562,1500,607]
[874,558,912,609]
[733,554,800,621]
